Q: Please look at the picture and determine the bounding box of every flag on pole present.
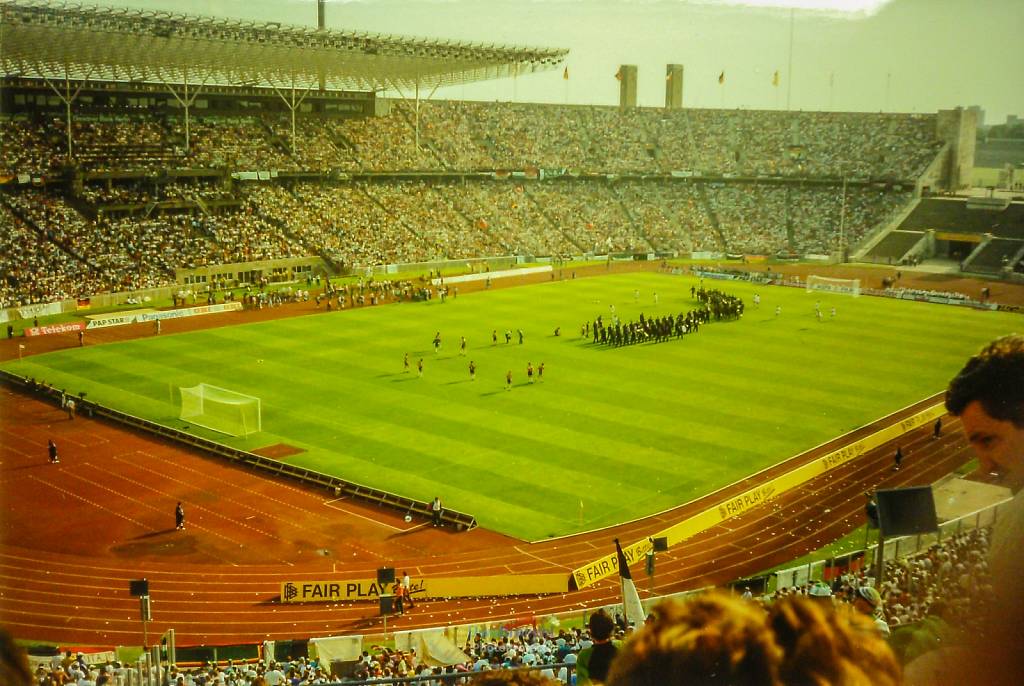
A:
[718,71,725,85]
[772,70,780,87]
[563,66,569,80]
[615,538,645,628]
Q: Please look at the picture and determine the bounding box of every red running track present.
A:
[0,382,974,646]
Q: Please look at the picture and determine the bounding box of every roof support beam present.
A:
[385,76,438,152]
[164,67,208,155]
[43,64,90,162]
[272,78,317,157]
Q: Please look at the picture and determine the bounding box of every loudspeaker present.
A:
[376,567,395,585]
[379,595,394,616]
[652,536,669,552]
[876,486,938,537]
[129,579,149,597]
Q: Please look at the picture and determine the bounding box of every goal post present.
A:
[806,275,861,297]
[179,383,261,437]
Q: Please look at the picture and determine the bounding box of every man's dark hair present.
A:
[945,334,1024,427]
[588,609,615,641]
[0,629,32,686]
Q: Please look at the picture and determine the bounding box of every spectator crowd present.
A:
[1,104,942,179]
[1,101,939,307]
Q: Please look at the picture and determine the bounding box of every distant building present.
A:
[966,105,985,129]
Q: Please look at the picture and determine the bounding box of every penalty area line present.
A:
[321,498,404,532]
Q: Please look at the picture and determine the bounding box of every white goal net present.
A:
[806,275,860,297]
[179,383,261,436]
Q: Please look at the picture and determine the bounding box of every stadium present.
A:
[1,0,1023,684]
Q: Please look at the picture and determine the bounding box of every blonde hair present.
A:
[768,597,900,686]
[607,592,781,686]
[605,593,901,686]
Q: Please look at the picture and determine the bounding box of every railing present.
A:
[119,662,576,686]
[771,494,1012,591]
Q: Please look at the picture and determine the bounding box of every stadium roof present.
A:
[0,1,569,93]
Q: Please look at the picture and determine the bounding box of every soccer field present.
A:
[5,272,1018,540]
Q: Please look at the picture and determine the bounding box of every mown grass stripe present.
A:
[5,272,1017,540]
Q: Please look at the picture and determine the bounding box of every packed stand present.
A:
[192,201,305,264]
[100,215,213,288]
[527,182,647,254]
[112,593,902,686]
[180,116,293,171]
[326,102,442,172]
[1,116,67,176]
[877,527,992,634]
[4,189,133,292]
[380,102,940,179]
[78,178,236,208]
[614,181,720,253]
[1,115,180,174]
[265,115,352,172]
[1,99,934,302]
[3,103,942,181]
[0,201,106,307]
[360,180,478,260]
[705,184,912,255]
[245,182,424,268]
[3,186,308,301]
[764,525,996,670]
[68,116,178,173]
[447,183,575,257]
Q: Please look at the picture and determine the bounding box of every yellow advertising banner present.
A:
[281,574,567,604]
[935,231,983,243]
[570,403,946,590]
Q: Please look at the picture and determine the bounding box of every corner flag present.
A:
[615,538,645,627]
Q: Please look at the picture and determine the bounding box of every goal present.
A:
[179,383,261,437]
[806,275,860,297]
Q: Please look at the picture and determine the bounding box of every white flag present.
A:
[615,538,645,627]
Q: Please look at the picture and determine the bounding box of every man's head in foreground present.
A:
[946,334,1024,492]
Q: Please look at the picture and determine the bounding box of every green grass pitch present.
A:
[4,272,1019,540]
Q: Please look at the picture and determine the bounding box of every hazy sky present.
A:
[90,0,1023,123]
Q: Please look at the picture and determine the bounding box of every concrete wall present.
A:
[665,64,684,109]
[936,107,978,190]
[973,166,1023,191]
[917,142,950,195]
[174,257,328,288]
[619,65,638,109]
